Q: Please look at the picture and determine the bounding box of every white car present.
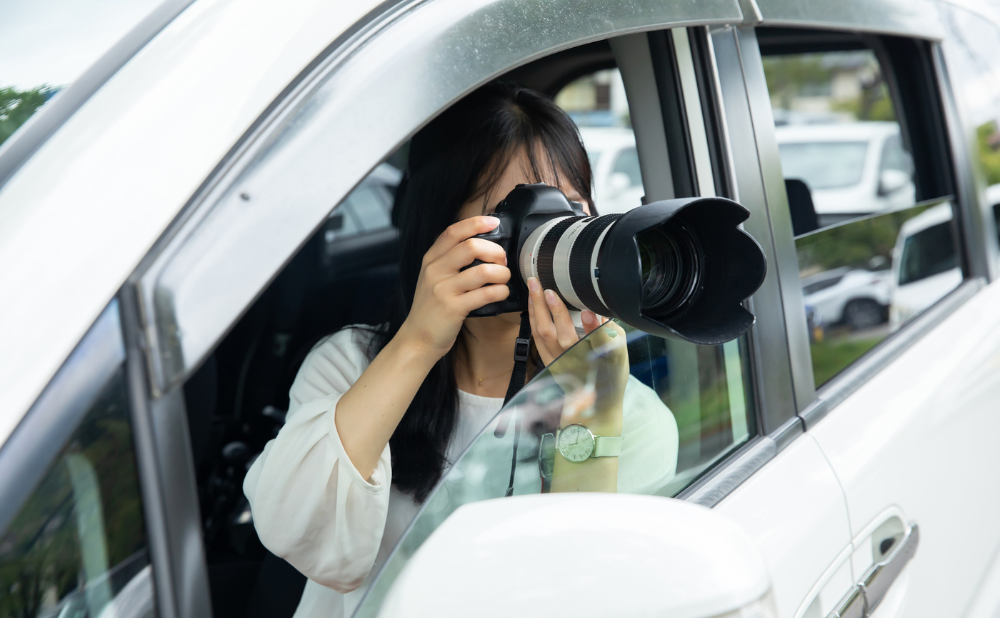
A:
[3,2,1000,618]
[578,127,645,214]
[890,203,963,329]
[776,121,916,226]
[802,267,891,330]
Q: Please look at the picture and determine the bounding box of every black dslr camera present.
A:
[466,183,766,346]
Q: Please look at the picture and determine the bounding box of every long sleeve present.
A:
[243,327,391,593]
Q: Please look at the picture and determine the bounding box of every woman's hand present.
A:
[526,276,620,365]
[397,216,512,359]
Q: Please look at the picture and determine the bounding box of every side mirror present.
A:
[878,169,910,196]
[607,171,631,196]
[378,494,776,618]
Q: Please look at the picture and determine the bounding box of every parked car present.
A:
[801,266,891,330]
[775,121,915,226]
[3,2,1000,618]
[890,203,963,329]
[578,127,645,214]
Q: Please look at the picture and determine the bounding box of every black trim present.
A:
[0,0,197,192]
[688,27,734,200]
[756,27,867,56]
[874,36,968,277]
[648,30,698,198]
[0,301,124,534]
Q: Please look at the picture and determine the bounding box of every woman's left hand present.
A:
[526,276,607,366]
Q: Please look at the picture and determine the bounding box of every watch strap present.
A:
[592,435,622,458]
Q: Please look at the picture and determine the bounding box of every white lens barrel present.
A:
[551,218,594,311]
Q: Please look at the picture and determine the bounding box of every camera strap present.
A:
[502,311,532,406]
[500,311,531,498]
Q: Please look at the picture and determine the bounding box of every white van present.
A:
[3,2,1000,618]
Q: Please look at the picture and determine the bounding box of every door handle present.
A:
[861,523,919,614]
[827,523,919,618]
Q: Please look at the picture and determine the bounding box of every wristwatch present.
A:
[539,423,622,478]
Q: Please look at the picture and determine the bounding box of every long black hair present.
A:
[369,82,594,502]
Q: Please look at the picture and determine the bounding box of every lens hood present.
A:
[596,197,766,345]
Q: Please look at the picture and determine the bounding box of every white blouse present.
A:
[244,326,679,618]
[243,327,504,618]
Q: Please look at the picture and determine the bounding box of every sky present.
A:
[0,0,163,90]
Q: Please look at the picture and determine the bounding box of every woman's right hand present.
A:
[397,216,512,359]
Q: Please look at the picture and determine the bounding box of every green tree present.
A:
[975,121,1000,186]
[0,86,54,148]
[763,55,833,110]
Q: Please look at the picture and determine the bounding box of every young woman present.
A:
[243,82,678,618]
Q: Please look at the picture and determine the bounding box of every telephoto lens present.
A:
[468,184,766,345]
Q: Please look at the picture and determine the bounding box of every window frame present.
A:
[745,21,990,430]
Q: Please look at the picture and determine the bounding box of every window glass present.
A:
[0,0,163,148]
[322,163,401,244]
[0,368,154,618]
[557,69,644,214]
[353,324,754,617]
[779,141,869,190]
[763,43,960,387]
[611,147,642,188]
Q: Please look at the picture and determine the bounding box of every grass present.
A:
[811,335,884,386]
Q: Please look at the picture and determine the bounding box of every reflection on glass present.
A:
[352,323,752,618]
[763,50,916,228]
[779,142,868,190]
[0,370,153,618]
[796,201,961,386]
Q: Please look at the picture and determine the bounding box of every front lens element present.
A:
[637,224,702,318]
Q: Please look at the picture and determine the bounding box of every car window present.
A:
[353,321,754,617]
[0,368,153,618]
[899,220,959,285]
[778,141,869,190]
[761,36,961,387]
[322,163,401,243]
[556,68,645,214]
[611,146,642,188]
[880,134,913,175]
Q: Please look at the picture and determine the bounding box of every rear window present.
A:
[778,141,868,190]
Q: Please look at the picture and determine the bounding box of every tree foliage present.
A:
[0,86,55,148]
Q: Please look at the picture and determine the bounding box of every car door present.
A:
[742,1,1000,616]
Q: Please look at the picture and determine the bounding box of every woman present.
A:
[243,82,677,618]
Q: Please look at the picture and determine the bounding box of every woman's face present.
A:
[455,146,591,221]
[456,146,590,326]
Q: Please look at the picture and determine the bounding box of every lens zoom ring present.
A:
[536,218,580,310]
[569,214,622,317]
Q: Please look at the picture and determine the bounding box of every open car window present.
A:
[352,319,753,617]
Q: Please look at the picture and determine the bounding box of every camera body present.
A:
[466,183,587,317]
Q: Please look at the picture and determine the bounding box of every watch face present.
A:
[557,424,595,462]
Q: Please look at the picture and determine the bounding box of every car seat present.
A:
[785,178,819,236]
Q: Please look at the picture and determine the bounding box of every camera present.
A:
[466,183,766,345]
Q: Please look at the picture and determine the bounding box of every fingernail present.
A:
[582,310,596,323]
[544,290,558,306]
[527,277,539,292]
[486,216,501,227]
